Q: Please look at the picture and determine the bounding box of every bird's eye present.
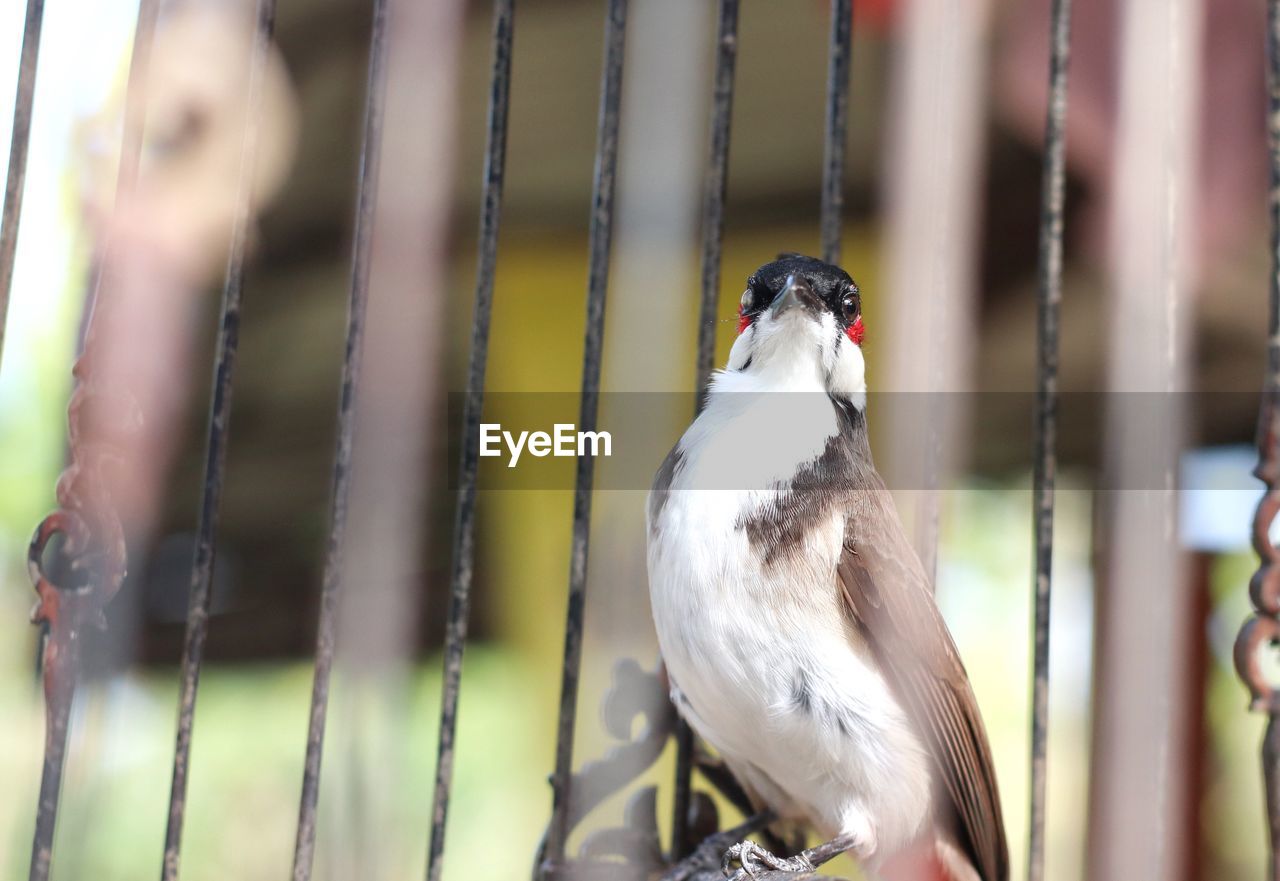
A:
[841,294,858,320]
[741,289,754,312]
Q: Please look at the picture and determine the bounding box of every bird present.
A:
[645,254,1008,881]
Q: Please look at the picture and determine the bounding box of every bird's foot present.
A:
[660,811,777,881]
[721,840,814,880]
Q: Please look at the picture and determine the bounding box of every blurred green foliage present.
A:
[0,651,551,881]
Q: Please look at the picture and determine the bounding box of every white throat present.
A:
[723,314,867,409]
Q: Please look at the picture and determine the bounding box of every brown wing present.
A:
[836,487,1009,881]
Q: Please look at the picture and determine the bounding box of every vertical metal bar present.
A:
[1265,8,1280,877]
[1265,0,1280,445]
[331,0,463,869]
[159,1,277,877]
[1235,3,1280,880]
[425,1,514,878]
[674,0,739,860]
[1265,718,1280,881]
[1027,0,1071,878]
[28,687,71,881]
[692,0,739,397]
[819,0,852,266]
[669,720,695,861]
[26,575,80,881]
[545,0,628,866]
[24,2,159,877]
[291,0,391,878]
[0,0,44,372]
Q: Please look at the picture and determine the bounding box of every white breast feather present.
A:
[646,354,931,864]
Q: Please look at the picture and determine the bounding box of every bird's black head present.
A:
[738,254,861,334]
[723,253,867,406]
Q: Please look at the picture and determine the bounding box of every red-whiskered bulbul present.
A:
[646,255,1008,881]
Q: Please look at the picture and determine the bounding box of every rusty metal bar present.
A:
[27,469,125,881]
[674,0,740,861]
[159,1,278,877]
[819,0,852,266]
[23,2,160,877]
[0,0,44,372]
[26,272,134,881]
[544,0,629,867]
[1266,718,1280,881]
[1027,0,1072,878]
[425,1,514,878]
[1235,2,1280,879]
[291,0,391,877]
[25,625,72,881]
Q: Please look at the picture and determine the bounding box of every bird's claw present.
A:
[721,840,814,879]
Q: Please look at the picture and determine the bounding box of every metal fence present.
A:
[4,0,1280,879]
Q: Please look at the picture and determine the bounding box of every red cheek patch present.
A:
[847,316,865,345]
[738,308,751,334]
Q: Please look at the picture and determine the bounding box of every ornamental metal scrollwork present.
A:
[1236,406,1280,711]
[26,296,135,880]
[533,659,847,881]
[534,659,677,881]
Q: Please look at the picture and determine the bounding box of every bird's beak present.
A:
[769,274,823,319]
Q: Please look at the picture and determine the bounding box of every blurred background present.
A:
[0,0,1274,879]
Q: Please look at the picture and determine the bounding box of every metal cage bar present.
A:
[0,2,1103,878]
[23,1,159,877]
[692,0,740,398]
[290,0,391,877]
[673,0,740,861]
[1263,4,1280,875]
[544,0,629,866]
[0,0,44,371]
[160,0,279,877]
[1235,2,1280,879]
[1027,0,1072,878]
[820,0,852,266]
[426,1,515,878]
